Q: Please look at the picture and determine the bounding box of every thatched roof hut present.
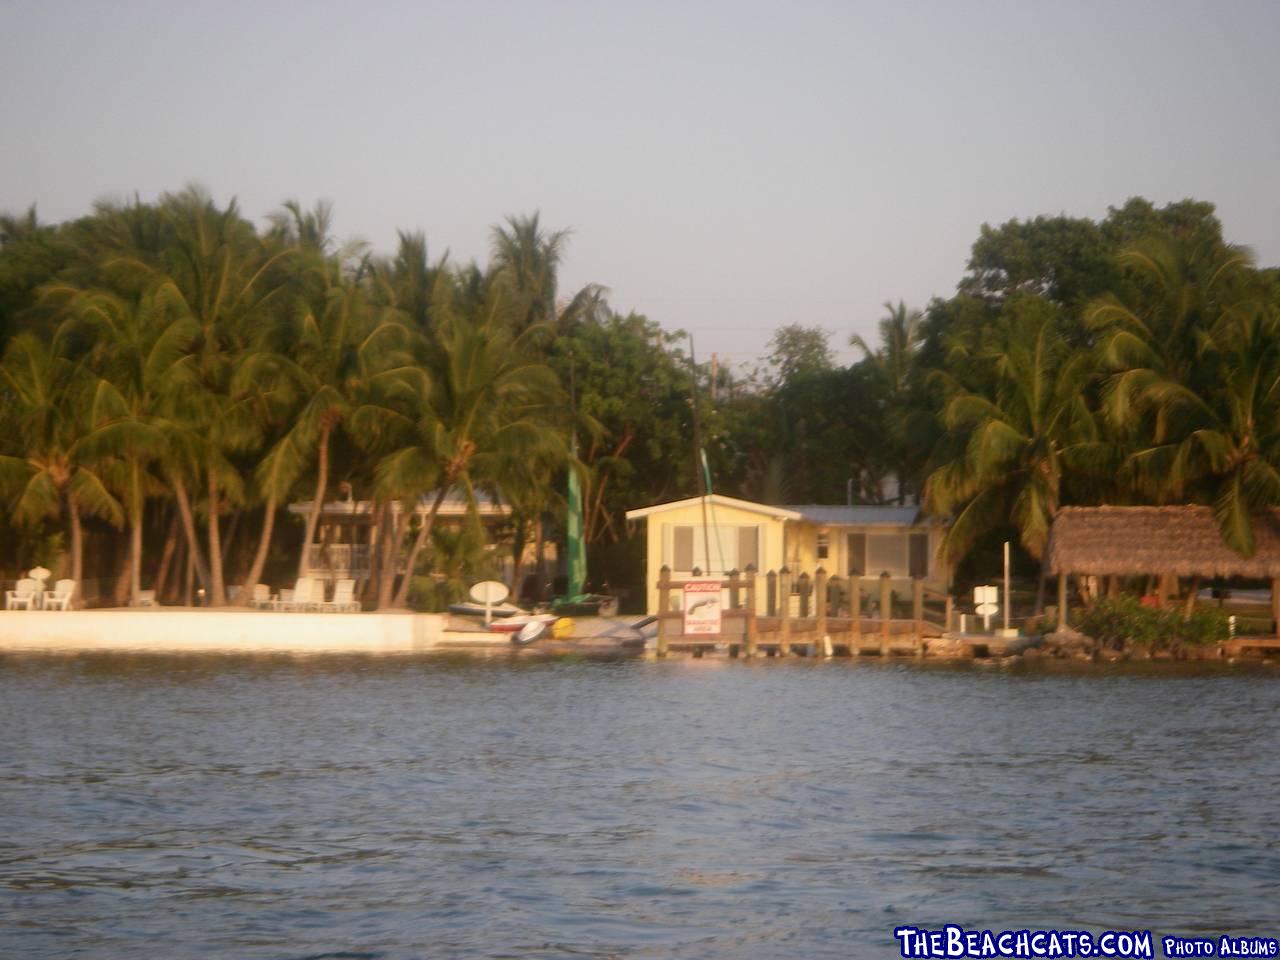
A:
[1047,505,1280,578]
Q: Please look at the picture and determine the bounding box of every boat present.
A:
[551,593,618,617]
[486,613,556,635]
[447,601,524,619]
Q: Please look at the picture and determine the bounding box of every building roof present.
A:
[785,504,924,527]
[289,489,511,519]
[624,494,804,522]
[1046,505,1280,578]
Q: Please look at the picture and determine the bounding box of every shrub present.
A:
[1076,594,1230,652]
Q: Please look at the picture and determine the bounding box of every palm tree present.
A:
[49,283,196,603]
[1087,233,1254,444]
[490,213,606,336]
[1125,304,1280,555]
[0,333,123,595]
[266,266,417,579]
[851,300,926,503]
[143,187,294,604]
[366,277,567,608]
[925,296,1100,569]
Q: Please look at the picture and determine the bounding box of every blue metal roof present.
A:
[785,504,924,526]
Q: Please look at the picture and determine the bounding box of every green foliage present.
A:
[2,185,1279,608]
[1077,595,1230,652]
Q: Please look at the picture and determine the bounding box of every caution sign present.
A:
[683,579,722,635]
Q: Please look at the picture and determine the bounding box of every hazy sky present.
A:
[3,0,1278,369]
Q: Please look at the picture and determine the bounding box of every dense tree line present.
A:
[1,190,1276,608]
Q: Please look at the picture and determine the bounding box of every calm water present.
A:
[1,654,1278,959]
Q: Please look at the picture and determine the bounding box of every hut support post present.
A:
[657,566,671,658]
[779,567,792,656]
[880,572,892,656]
[1057,571,1068,629]
[744,566,759,658]
[1273,578,1280,637]
[815,567,830,657]
[945,595,955,633]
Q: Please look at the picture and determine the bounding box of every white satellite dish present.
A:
[469,580,511,626]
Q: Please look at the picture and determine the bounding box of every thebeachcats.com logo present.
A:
[892,925,1279,959]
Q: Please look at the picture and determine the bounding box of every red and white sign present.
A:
[683,579,722,635]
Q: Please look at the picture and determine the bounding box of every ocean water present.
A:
[1,654,1277,958]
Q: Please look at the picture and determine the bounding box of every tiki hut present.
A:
[1046,505,1280,627]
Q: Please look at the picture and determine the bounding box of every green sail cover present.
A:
[567,464,586,597]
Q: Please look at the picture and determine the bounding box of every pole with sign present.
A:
[974,584,999,632]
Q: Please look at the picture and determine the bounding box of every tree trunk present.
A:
[377,502,411,609]
[129,508,143,605]
[510,516,527,599]
[242,495,278,597]
[1034,562,1047,615]
[533,516,547,602]
[364,500,384,604]
[298,419,333,579]
[222,508,243,570]
[207,471,226,606]
[173,476,212,594]
[153,509,180,601]
[67,491,83,608]
[184,540,195,606]
[1183,576,1201,620]
[393,486,450,608]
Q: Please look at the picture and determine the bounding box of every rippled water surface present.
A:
[2,654,1278,958]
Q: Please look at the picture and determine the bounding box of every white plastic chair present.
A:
[280,578,320,612]
[248,584,271,609]
[322,579,360,613]
[43,579,76,611]
[5,578,37,610]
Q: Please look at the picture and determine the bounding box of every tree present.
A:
[0,333,123,595]
[852,301,929,503]
[368,277,567,608]
[925,296,1100,571]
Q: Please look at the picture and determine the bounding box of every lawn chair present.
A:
[321,578,360,613]
[247,584,272,609]
[5,578,38,610]
[131,589,157,607]
[277,577,320,612]
[43,579,76,611]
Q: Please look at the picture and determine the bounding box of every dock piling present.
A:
[779,567,793,656]
[879,572,892,656]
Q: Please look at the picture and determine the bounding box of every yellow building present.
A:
[625,494,951,614]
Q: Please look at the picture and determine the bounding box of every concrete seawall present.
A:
[0,609,445,654]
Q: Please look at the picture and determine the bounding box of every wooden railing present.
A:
[655,565,952,658]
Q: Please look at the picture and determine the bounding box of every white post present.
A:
[1003,541,1011,632]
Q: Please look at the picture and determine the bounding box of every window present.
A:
[867,534,908,575]
[847,533,866,576]
[816,533,829,560]
[669,524,760,574]
[909,533,929,578]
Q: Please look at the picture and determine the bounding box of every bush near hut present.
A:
[1076,595,1230,653]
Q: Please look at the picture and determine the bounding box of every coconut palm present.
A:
[0,333,123,594]
[1124,303,1280,555]
[262,266,418,579]
[48,283,196,603]
[1087,233,1254,443]
[851,300,928,502]
[364,277,567,608]
[490,213,606,336]
[925,297,1100,567]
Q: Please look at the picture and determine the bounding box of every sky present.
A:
[3,0,1279,370]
